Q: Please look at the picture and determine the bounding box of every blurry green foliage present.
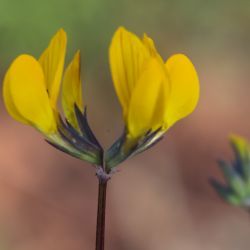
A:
[211,135,250,209]
[0,0,250,68]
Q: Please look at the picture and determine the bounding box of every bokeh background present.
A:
[0,0,250,249]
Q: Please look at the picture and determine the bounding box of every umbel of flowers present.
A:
[3,27,199,175]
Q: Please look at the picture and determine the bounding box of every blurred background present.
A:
[0,0,250,249]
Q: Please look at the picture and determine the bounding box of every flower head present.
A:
[106,27,199,168]
[3,29,102,165]
[3,27,199,171]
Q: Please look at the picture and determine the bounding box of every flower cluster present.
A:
[3,27,199,173]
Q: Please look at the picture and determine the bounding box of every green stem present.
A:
[95,180,107,250]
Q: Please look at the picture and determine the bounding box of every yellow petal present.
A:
[164,54,199,127]
[109,27,150,119]
[39,29,67,107]
[3,70,29,125]
[62,50,83,128]
[143,33,164,63]
[143,34,157,55]
[127,58,170,138]
[3,54,57,134]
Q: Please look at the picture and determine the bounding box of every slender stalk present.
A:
[95,179,107,250]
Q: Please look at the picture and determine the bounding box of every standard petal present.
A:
[62,50,83,128]
[39,29,67,107]
[164,54,199,127]
[3,55,57,134]
[109,27,150,118]
[127,58,170,138]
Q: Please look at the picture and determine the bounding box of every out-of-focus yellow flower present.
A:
[230,134,250,161]
[109,27,199,140]
[3,29,102,165]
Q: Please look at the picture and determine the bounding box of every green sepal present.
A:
[46,105,103,165]
[46,133,102,165]
[105,128,163,170]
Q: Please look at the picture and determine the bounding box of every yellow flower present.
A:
[109,27,199,140]
[3,29,83,135]
[3,29,101,164]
